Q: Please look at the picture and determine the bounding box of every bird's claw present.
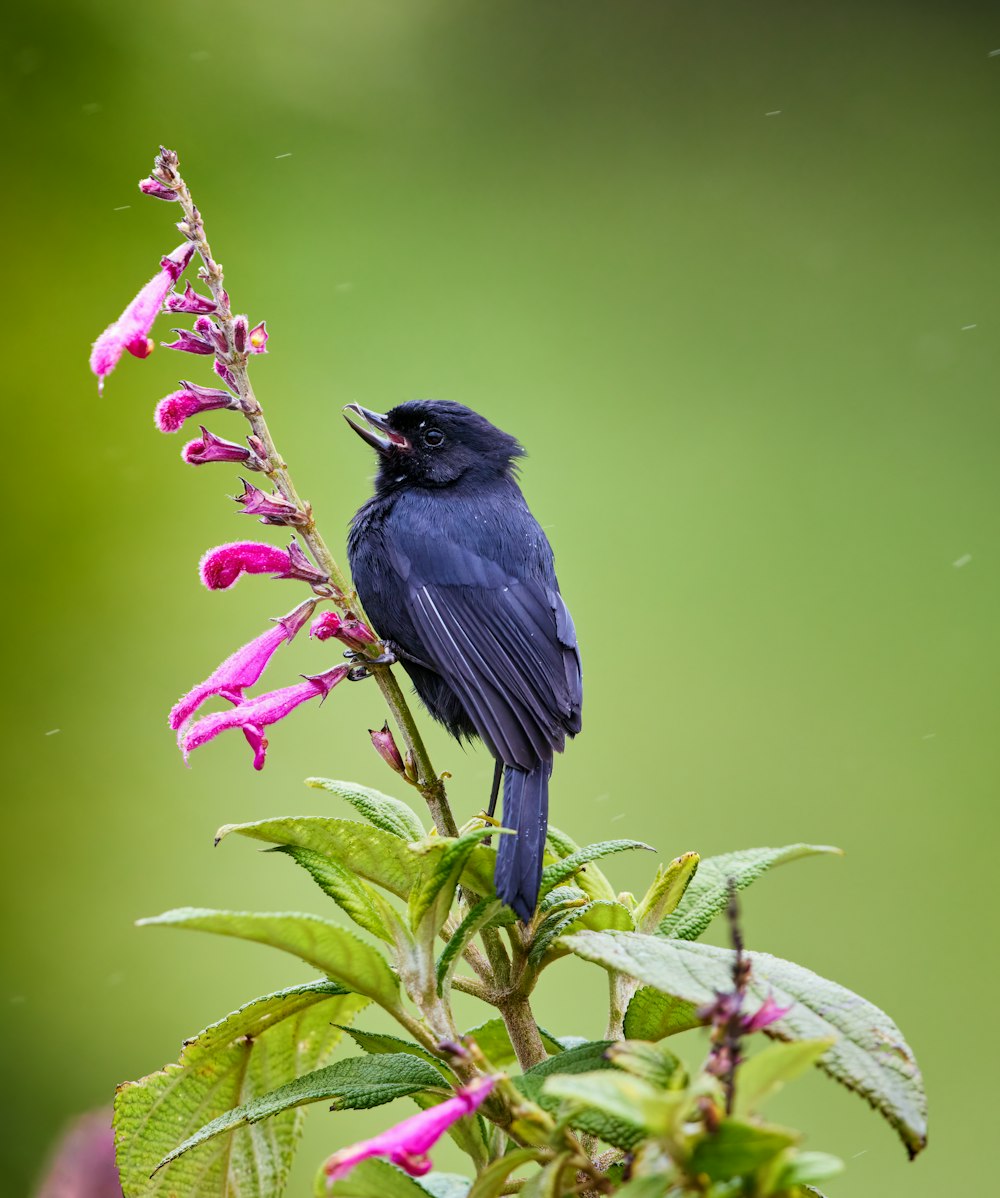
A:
[342,649,398,667]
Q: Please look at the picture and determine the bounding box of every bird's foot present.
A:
[343,648,397,681]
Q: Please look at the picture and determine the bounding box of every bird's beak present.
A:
[343,405,411,454]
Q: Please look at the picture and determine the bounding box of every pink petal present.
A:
[169,624,288,731]
[199,541,294,590]
[742,994,793,1033]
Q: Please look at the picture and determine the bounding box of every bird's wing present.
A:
[389,534,581,770]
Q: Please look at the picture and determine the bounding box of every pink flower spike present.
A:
[742,994,793,1034]
[182,426,255,467]
[139,176,178,201]
[155,385,236,433]
[169,598,316,730]
[89,242,195,393]
[162,327,213,355]
[181,664,348,768]
[166,281,217,314]
[234,478,308,525]
[199,541,294,590]
[249,320,269,353]
[323,1077,494,1182]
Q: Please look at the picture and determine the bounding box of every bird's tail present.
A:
[495,761,551,922]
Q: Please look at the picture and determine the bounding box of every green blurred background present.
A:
[3,1,996,1193]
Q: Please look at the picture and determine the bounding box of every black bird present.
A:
[345,400,582,921]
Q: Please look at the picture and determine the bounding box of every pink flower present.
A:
[310,610,376,649]
[169,599,315,730]
[162,327,213,355]
[249,320,269,352]
[369,722,405,775]
[90,243,194,393]
[234,478,307,525]
[154,382,236,433]
[182,426,256,467]
[323,1078,494,1183]
[199,541,295,590]
[181,664,349,769]
[138,176,178,201]
[33,1108,120,1198]
[742,994,792,1033]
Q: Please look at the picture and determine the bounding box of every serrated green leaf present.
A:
[543,1070,685,1137]
[605,1040,686,1089]
[530,900,634,967]
[465,1149,539,1198]
[463,1019,564,1067]
[307,778,426,840]
[114,981,367,1198]
[776,1151,844,1188]
[689,1118,798,1180]
[563,931,927,1157]
[623,987,703,1041]
[217,816,417,897]
[657,845,840,941]
[539,840,654,898]
[155,1053,445,1174]
[515,1041,640,1149]
[409,826,505,933]
[338,1027,451,1074]
[139,908,402,1011]
[418,1174,471,1198]
[735,1039,836,1116]
[545,825,580,857]
[437,898,502,995]
[633,853,700,933]
[270,845,395,943]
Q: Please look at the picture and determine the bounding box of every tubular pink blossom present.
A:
[309,611,344,642]
[162,327,213,355]
[90,242,194,393]
[234,478,307,525]
[200,541,295,590]
[249,320,269,352]
[181,665,349,769]
[154,384,235,433]
[169,599,316,730]
[323,1078,494,1182]
[310,610,376,650]
[742,994,792,1033]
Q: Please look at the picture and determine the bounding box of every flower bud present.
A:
[182,427,254,467]
[369,722,405,775]
[166,282,217,314]
[286,540,329,584]
[154,384,235,433]
[194,315,228,355]
[249,320,269,353]
[232,315,248,353]
[162,327,213,355]
[214,360,238,391]
[309,611,343,642]
[404,750,419,783]
[139,176,178,201]
[234,478,308,524]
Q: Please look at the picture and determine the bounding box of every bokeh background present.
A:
[3,1,997,1194]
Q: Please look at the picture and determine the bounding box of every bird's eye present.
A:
[423,428,445,447]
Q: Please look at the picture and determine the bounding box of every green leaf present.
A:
[633,852,700,932]
[520,1153,573,1198]
[611,1177,673,1198]
[338,1027,451,1074]
[563,931,927,1157]
[463,1018,564,1067]
[516,1041,641,1150]
[114,981,367,1198]
[155,1053,445,1174]
[466,1149,539,1198]
[270,845,395,943]
[216,816,418,897]
[605,1040,686,1089]
[418,1174,471,1198]
[543,1070,685,1137]
[735,1039,836,1116]
[657,844,840,941]
[623,987,703,1041]
[306,778,426,840]
[437,898,502,995]
[409,826,505,933]
[139,908,402,1011]
[776,1152,845,1188]
[529,900,634,967]
[319,1155,442,1197]
[539,840,654,898]
[688,1118,798,1180]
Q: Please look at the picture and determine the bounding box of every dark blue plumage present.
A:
[345,400,582,921]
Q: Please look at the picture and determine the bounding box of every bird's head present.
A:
[344,399,524,488]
